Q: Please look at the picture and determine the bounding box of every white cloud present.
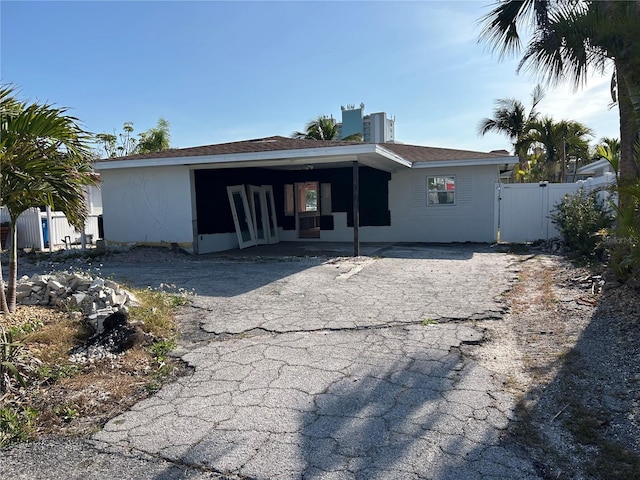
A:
[537,73,619,139]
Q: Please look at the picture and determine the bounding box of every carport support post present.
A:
[353,160,360,257]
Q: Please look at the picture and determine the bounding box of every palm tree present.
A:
[137,117,171,153]
[0,86,21,313]
[595,137,621,178]
[559,120,594,181]
[292,116,362,141]
[0,85,98,313]
[479,0,640,186]
[519,116,593,182]
[478,84,544,175]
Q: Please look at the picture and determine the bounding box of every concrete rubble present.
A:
[16,271,140,334]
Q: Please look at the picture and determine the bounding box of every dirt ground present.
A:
[474,248,640,480]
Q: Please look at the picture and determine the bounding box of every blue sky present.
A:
[1,0,619,155]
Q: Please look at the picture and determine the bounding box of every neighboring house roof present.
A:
[575,158,615,176]
[94,135,516,172]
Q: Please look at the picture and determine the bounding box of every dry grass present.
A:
[127,289,187,338]
[510,262,557,315]
[23,318,91,364]
[504,254,640,479]
[0,290,189,446]
[507,261,564,387]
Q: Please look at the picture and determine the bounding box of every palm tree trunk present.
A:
[517,153,527,182]
[616,61,640,187]
[615,61,640,218]
[7,221,18,313]
[0,235,9,314]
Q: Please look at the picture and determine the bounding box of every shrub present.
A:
[550,188,614,257]
[605,181,640,283]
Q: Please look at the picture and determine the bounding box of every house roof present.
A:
[96,136,362,161]
[575,158,615,176]
[380,143,512,164]
[94,135,516,172]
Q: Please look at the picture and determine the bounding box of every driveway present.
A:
[2,244,540,479]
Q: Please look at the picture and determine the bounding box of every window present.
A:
[427,176,455,205]
[297,182,318,213]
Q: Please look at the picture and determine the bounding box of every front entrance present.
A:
[296,181,320,239]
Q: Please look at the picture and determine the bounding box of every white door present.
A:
[263,185,279,244]
[496,182,591,242]
[248,185,280,245]
[249,185,268,245]
[227,185,257,249]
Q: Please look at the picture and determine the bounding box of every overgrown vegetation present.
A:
[550,188,614,258]
[0,287,188,448]
[129,288,188,338]
[0,405,37,448]
[602,180,640,284]
[507,256,640,479]
[0,325,26,393]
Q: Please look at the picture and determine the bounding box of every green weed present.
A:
[129,289,189,339]
[52,403,79,422]
[8,319,44,339]
[37,363,82,383]
[0,406,38,448]
[149,339,177,364]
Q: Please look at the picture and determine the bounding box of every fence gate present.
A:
[495,175,614,243]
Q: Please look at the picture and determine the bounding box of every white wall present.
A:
[387,166,497,242]
[85,184,103,215]
[100,164,498,254]
[319,165,498,243]
[100,166,196,252]
[196,233,238,254]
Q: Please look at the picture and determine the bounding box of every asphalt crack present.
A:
[182,307,508,342]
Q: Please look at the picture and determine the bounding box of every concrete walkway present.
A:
[1,244,540,479]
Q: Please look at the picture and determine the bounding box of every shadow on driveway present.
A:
[93,243,494,297]
[300,343,535,479]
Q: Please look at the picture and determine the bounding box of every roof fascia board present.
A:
[374,145,413,168]
[188,155,362,170]
[411,156,518,169]
[94,143,381,171]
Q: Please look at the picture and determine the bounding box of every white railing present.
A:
[46,211,100,248]
[0,206,101,251]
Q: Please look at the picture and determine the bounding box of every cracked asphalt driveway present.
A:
[4,244,541,479]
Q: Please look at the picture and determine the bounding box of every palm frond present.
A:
[478,0,538,58]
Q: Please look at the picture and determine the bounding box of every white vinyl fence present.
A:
[0,206,101,251]
[495,173,615,243]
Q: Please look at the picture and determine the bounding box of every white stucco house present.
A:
[93,136,516,254]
